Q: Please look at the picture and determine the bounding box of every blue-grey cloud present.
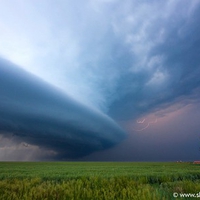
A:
[0,58,126,159]
[1,0,199,118]
[107,0,200,120]
[0,0,200,161]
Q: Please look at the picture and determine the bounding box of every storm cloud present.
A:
[0,0,200,161]
[0,58,126,159]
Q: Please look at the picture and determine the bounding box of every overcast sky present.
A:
[0,0,200,161]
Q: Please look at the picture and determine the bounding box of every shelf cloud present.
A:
[0,58,126,159]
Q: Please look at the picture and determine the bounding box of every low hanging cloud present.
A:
[0,58,126,159]
[0,134,57,161]
[0,0,200,161]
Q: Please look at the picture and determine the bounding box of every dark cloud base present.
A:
[0,58,126,159]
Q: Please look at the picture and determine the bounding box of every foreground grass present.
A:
[3,177,200,200]
[0,162,200,199]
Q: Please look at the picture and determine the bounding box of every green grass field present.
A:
[0,162,200,199]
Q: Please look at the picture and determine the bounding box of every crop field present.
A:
[0,162,200,199]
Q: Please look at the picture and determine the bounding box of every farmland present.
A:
[0,162,200,199]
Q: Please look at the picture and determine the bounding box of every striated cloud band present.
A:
[0,58,126,159]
